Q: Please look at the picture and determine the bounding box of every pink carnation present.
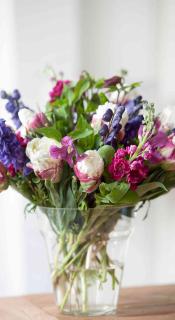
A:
[127,157,149,189]
[115,148,128,158]
[108,150,130,181]
[49,80,70,102]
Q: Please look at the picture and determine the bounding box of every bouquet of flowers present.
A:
[0,72,175,315]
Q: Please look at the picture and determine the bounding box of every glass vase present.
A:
[37,206,134,316]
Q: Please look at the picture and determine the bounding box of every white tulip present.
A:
[26,137,63,183]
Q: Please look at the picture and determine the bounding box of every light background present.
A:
[0,0,175,297]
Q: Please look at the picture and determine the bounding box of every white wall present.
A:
[0,0,175,296]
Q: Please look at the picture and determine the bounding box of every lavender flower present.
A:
[0,119,30,174]
[0,89,30,129]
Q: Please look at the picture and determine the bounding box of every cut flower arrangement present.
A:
[0,72,175,316]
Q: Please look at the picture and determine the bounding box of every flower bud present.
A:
[18,109,49,131]
[74,150,104,193]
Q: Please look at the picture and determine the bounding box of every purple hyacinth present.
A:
[112,105,125,129]
[99,124,109,137]
[102,108,113,122]
[122,115,144,145]
[0,119,30,174]
[0,89,30,129]
[102,105,125,147]
[125,96,143,120]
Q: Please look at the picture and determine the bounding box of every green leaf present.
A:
[36,126,61,141]
[106,182,130,204]
[97,182,130,205]
[98,145,115,165]
[78,133,95,150]
[69,115,93,140]
[70,128,93,140]
[73,78,90,102]
[99,92,108,104]
[45,180,61,207]
[136,182,168,197]
[95,78,105,88]
[161,160,175,171]
[119,190,139,205]
[86,101,98,112]
[63,85,74,106]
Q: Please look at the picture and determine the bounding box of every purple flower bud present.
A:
[134,95,142,105]
[102,108,113,122]
[5,101,16,113]
[105,131,117,146]
[104,76,122,87]
[125,99,143,119]
[99,124,109,137]
[12,89,21,100]
[0,90,7,99]
[112,105,125,129]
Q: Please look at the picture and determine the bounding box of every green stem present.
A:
[130,132,149,162]
[59,272,77,311]
[81,270,88,313]
[53,242,90,282]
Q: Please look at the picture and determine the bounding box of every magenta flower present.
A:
[150,131,169,148]
[127,157,149,190]
[115,148,128,158]
[49,80,70,102]
[126,145,137,157]
[108,149,130,181]
[28,112,49,131]
[50,136,78,167]
[108,148,149,189]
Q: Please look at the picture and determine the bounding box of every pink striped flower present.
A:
[74,150,104,193]
[18,109,49,131]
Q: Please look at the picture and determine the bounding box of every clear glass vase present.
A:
[37,206,134,316]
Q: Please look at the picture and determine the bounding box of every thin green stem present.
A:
[81,270,88,313]
[59,272,77,311]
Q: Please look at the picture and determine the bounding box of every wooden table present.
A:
[0,285,175,319]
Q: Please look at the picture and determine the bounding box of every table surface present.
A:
[0,285,175,319]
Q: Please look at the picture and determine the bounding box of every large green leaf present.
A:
[73,78,90,102]
[119,190,139,205]
[97,182,130,205]
[69,115,93,140]
[36,127,61,141]
[98,145,115,165]
[106,183,130,204]
[136,182,167,197]
[45,180,61,207]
